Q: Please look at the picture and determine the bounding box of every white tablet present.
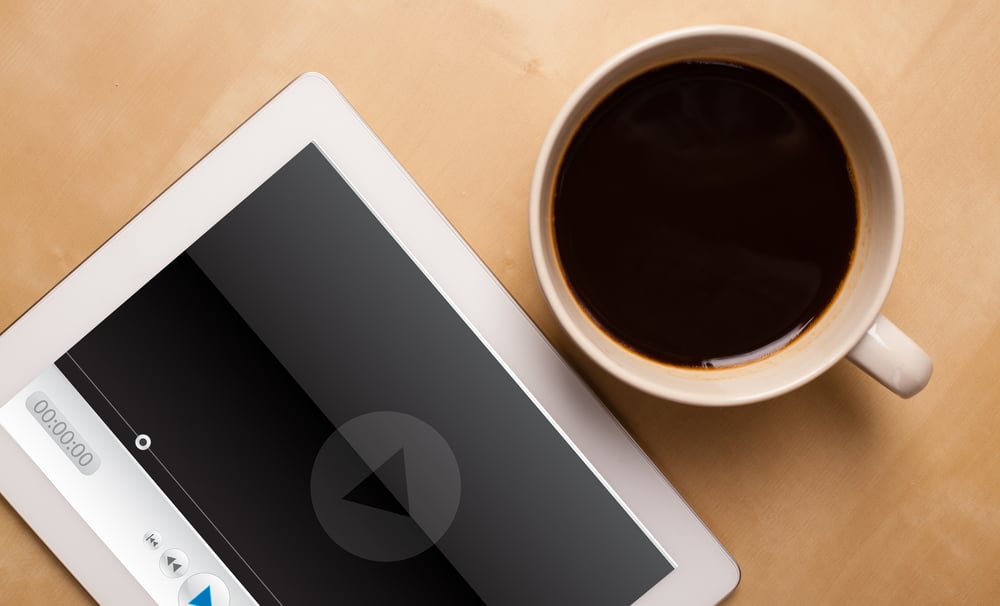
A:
[0,73,738,606]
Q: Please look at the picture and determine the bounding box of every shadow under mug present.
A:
[529,25,932,406]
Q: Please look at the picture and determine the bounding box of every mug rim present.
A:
[528,25,904,406]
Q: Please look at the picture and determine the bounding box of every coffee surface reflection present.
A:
[553,61,857,368]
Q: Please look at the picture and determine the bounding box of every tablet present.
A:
[0,74,738,606]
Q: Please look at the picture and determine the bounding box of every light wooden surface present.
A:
[1,1,998,604]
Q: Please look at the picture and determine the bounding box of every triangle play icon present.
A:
[188,585,212,606]
[343,449,410,516]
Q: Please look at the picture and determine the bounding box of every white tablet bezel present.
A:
[0,73,738,604]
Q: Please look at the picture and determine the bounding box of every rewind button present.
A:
[159,549,189,578]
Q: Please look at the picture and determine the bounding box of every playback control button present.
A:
[159,549,189,578]
[178,573,230,606]
[143,530,162,551]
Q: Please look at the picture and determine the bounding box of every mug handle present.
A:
[846,314,932,398]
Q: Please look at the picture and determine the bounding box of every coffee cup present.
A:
[529,25,932,406]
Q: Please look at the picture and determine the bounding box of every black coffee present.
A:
[553,61,857,368]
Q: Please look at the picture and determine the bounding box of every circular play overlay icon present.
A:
[311,411,462,562]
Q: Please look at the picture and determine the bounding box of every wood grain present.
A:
[1,1,998,604]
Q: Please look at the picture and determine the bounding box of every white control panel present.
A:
[0,364,256,606]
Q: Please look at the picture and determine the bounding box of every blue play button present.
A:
[178,573,230,606]
[189,585,212,606]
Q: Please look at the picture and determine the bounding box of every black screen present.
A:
[56,144,671,605]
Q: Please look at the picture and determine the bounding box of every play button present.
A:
[188,586,212,606]
[177,573,229,606]
[311,411,461,562]
[343,449,410,516]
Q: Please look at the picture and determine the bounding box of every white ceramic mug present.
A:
[529,25,932,406]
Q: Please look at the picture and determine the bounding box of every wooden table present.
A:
[1,2,997,604]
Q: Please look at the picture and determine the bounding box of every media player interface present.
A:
[51,145,673,604]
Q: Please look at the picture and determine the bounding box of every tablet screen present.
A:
[52,144,673,604]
